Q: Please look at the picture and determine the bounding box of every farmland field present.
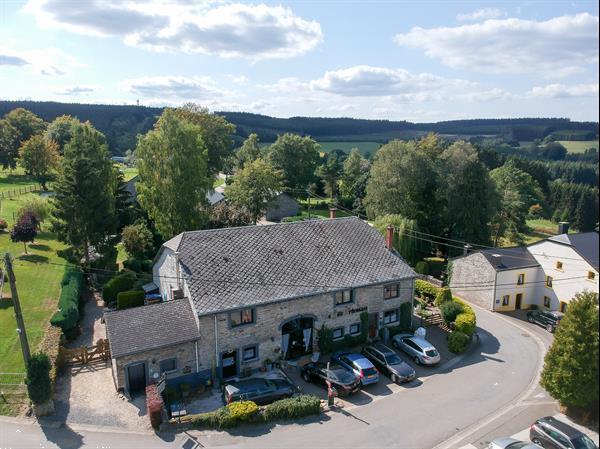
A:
[556,140,598,153]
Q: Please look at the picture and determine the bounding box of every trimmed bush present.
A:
[455,311,476,336]
[434,287,453,307]
[26,353,52,404]
[414,261,429,275]
[448,331,470,354]
[415,279,439,302]
[123,258,142,273]
[228,401,259,422]
[51,267,85,338]
[117,290,145,309]
[146,384,164,429]
[439,300,464,325]
[399,302,412,330]
[102,272,136,304]
[262,395,321,422]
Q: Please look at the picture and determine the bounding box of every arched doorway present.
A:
[281,316,314,360]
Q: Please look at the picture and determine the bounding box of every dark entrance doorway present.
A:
[368,313,378,339]
[515,293,523,310]
[127,362,146,395]
[221,350,238,379]
[282,317,313,360]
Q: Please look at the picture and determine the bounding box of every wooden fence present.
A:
[60,339,111,365]
[0,372,27,404]
[0,184,42,200]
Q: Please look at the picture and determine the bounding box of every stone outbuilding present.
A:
[265,192,300,221]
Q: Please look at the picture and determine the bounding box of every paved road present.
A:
[0,308,550,449]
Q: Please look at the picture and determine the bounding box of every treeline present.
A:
[1,100,597,155]
[548,181,598,232]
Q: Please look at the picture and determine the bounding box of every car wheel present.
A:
[390,373,397,383]
[532,438,543,447]
[302,373,310,382]
[528,315,535,323]
[414,356,421,365]
[546,324,554,333]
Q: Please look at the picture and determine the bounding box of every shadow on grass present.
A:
[29,243,51,252]
[0,297,13,310]
[17,254,49,264]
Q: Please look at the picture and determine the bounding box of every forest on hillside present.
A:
[1,100,597,155]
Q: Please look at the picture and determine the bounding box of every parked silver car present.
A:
[392,333,441,365]
[488,437,541,449]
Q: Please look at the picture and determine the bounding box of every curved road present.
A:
[0,308,547,449]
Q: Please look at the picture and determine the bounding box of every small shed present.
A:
[104,298,201,396]
[265,193,300,221]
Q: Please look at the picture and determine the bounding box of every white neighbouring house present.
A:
[450,227,599,312]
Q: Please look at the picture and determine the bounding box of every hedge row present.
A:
[50,267,84,339]
[102,272,137,304]
[454,299,476,337]
[117,290,145,310]
[186,395,321,430]
[415,279,439,302]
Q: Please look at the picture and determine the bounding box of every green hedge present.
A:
[448,331,470,354]
[439,301,464,325]
[455,310,476,336]
[26,353,52,404]
[399,302,412,330]
[117,290,145,310]
[434,287,453,307]
[102,272,136,304]
[262,395,321,422]
[415,279,439,302]
[50,267,84,339]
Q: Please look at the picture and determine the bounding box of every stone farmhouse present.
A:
[450,225,598,312]
[104,217,416,395]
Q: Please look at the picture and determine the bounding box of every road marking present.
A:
[432,306,548,449]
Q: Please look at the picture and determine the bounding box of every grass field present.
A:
[556,140,598,153]
[0,167,38,193]
[0,171,68,415]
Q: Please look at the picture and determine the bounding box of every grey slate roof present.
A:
[104,298,200,358]
[168,217,415,316]
[547,232,599,272]
[480,246,540,270]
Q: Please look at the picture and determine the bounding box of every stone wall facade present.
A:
[450,253,496,310]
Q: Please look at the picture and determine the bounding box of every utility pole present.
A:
[4,253,31,367]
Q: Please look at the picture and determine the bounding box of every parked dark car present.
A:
[223,377,297,405]
[301,362,361,396]
[331,351,380,386]
[530,416,598,449]
[527,310,564,333]
[361,343,416,384]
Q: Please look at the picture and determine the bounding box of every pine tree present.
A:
[51,123,117,264]
[541,291,599,418]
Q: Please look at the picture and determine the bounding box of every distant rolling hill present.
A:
[1,100,597,155]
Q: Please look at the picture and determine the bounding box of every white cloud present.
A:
[528,83,599,98]
[310,65,472,97]
[394,13,599,76]
[226,74,249,85]
[456,8,505,22]
[0,45,81,75]
[120,75,226,101]
[55,85,96,96]
[23,0,323,59]
[0,54,28,66]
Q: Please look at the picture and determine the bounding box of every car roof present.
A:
[538,416,583,438]
[370,343,396,356]
[344,353,375,368]
[405,335,433,349]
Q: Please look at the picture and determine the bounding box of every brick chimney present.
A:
[329,207,337,219]
[558,222,569,235]
[386,225,394,250]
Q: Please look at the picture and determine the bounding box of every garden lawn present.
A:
[0,167,38,193]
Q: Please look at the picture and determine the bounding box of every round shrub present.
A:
[102,272,136,304]
[455,311,476,336]
[448,331,470,354]
[415,261,430,275]
[0,218,8,231]
[117,290,145,309]
[439,300,464,325]
[415,279,439,302]
[227,401,258,422]
[26,353,52,404]
[434,287,453,307]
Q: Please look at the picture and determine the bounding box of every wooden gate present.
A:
[60,339,111,365]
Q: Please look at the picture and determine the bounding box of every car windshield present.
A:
[362,367,378,377]
[328,369,355,383]
[385,353,403,365]
[571,434,597,449]
[426,349,438,357]
[506,443,528,449]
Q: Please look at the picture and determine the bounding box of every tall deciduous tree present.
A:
[440,141,498,248]
[364,140,442,234]
[51,122,117,264]
[3,108,46,144]
[236,133,262,169]
[172,103,236,176]
[316,152,342,199]
[0,119,20,169]
[136,109,212,238]
[267,133,320,192]
[225,159,283,224]
[122,221,153,259]
[19,135,60,190]
[490,162,543,246]
[339,148,368,200]
[541,291,599,418]
[45,115,80,155]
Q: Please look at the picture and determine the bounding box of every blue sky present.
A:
[0,0,598,122]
